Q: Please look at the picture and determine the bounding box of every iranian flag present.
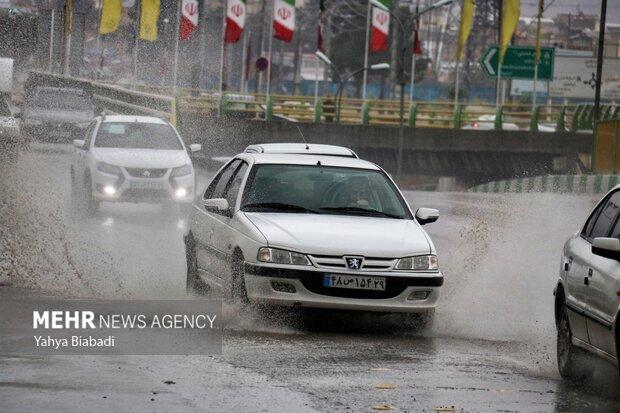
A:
[179,0,199,40]
[225,0,246,43]
[370,1,390,52]
[273,0,296,43]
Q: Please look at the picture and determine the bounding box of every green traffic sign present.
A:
[479,46,555,80]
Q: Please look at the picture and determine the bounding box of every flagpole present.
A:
[266,0,274,97]
[172,0,182,95]
[219,3,227,94]
[361,0,371,101]
[314,56,320,108]
[533,0,544,107]
[454,59,460,108]
[49,8,55,73]
[240,29,249,93]
[410,0,420,103]
[132,0,140,90]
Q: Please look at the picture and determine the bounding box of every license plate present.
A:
[129,180,164,189]
[323,274,386,291]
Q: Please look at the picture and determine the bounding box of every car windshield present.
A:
[28,89,92,111]
[241,164,410,219]
[94,122,183,150]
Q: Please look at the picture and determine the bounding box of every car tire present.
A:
[231,253,249,304]
[557,305,594,381]
[185,233,206,294]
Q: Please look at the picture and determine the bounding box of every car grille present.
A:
[308,254,396,271]
[122,188,170,198]
[125,168,168,178]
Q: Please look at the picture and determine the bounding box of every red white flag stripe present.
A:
[225,0,246,43]
[370,5,389,52]
[273,0,296,43]
[180,0,199,40]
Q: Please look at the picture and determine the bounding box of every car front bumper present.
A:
[243,263,442,313]
[91,168,195,204]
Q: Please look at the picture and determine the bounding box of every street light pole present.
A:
[316,52,388,123]
[594,0,607,122]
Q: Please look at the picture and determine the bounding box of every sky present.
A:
[521,0,620,23]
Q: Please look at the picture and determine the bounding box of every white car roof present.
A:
[244,143,358,158]
[101,115,168,124]
[240,153,379,170]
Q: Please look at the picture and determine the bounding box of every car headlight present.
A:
[395,255,438,271]
[257,247,311,266]
[171,164,193,177]
[96,161,122,175]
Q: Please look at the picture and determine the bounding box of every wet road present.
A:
[1,145,619,412]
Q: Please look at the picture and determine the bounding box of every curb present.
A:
[469,175,619,194]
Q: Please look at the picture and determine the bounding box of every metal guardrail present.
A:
[29,72,617,132]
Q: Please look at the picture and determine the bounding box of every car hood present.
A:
[24,109,93,124]
[92,148,190,169]
[244,213,431,257]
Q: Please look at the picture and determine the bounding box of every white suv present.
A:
[70,115,200,215]
[185,151,442,322]
[555,186,620,380]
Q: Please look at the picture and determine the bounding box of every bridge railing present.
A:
[27,72,616,132]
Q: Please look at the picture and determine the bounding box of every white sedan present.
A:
[185,149,442,325]
[70,115,200,215]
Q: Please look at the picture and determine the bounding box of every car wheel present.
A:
[231,253,249,304]
[557,305,594,381]
[185,233,205,294]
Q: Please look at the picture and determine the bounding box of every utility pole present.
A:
[255,0,267,92]
[594,0,607,122]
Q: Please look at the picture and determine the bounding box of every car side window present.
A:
[224,162,249,209]
[589,191,620,239]
[203,160,241,200]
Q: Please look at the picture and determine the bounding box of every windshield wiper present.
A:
[319,206,401,219]
[242,202,321,214]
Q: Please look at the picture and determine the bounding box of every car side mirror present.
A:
[592,237,620,261]
[73,139,85,149]
[203,198,231,216]
[415,208,439,225]
[189,143,202,153]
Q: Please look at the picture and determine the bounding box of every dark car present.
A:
[21,86,94,142]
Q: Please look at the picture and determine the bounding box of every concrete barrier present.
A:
[470,174,619,194]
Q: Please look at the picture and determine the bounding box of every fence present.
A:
[27,71,618,132]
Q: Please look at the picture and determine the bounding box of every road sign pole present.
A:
[454,59,460,108]
[533,62,538,106]
[495,62,502,107]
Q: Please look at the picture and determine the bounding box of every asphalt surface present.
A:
[1,144,619,412]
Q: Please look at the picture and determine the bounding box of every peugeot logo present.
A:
[344,256,364,270]
[142,170,151,177]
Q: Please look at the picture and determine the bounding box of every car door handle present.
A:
[588,268,593,277]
